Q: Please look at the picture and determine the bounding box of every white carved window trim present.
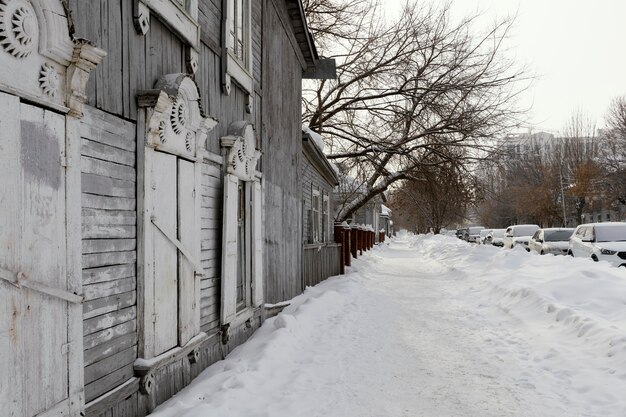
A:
[220,122,263,330]
[222,0,253,97]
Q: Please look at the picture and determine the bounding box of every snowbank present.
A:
[150,233,626,417]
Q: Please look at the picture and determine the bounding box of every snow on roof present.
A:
[380,204,391,216]
[302,124,325,152]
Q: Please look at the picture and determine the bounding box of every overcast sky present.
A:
[385,0,626,134]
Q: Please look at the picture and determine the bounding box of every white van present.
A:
[503,224,540,250]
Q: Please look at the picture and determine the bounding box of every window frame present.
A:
[223,0,253,94]
[322,193,330,242]
[138,0,200,48]
[311,190,321,243]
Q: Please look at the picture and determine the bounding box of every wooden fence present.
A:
[302,243,343,288]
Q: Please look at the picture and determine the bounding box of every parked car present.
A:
[467,226,485,242]
[569,222,626,267]
[503,224,540,250]
[477,229,492,244]
[529,228,575,255]
[456,228,468,240]
[486,228,506,247]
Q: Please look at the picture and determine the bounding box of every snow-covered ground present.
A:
[151,232,626,417]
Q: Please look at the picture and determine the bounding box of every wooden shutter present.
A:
[151,152,178,355]
[177,159,198,346]
[0,95,79,417]
[221,174,239,324]
[251,180,264,307]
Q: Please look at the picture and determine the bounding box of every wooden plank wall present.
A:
[199,160,223,333]
[302,244,342,288]
[68,0,186,120]
[80,106,138,403]
[262,0,305,303]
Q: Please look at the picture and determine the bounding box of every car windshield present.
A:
[492,229,505,238]
[545,230,573,241]
[514,226,538,237]
[595,225,626,242]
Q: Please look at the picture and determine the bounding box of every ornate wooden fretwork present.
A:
[220,121,261,182]
[0,0,36,58]
[139,74,217,159]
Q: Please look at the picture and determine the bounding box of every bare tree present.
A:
[557,108,602,224]
[600,96,626,213]
[303,0,527,222]
[388,156,472,233]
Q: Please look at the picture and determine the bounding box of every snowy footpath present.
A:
[152,233,626,417]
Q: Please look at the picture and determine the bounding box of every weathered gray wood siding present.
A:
[68,0,185,120]
[262,0,305,303]
[196,0,262,156]
[301,154,335,244]
[80,106,138,403]
[199,160,223,333]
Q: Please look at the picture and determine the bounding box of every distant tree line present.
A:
[475,104,626,228]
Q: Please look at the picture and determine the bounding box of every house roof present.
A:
[302,127,339,186]
[285,0,318,68]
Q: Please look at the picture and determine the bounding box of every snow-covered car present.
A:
[529,228,574,255]
[467,226,485,243]
[569,222,626,267]
[477,229,492,244]
[503,224,540,250]
[485,228,506,247]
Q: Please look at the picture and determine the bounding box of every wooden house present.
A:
[0,0,329,416]
[301,126,342,287]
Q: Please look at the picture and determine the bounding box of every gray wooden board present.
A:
[84,345,137,385]
[83,278,136,302]
[84,364,135,403]
[82,251,137,269]
[82,173,135,198]
[83,307,137,336]
[82,209,137,226]
[83,320,137,351]
[83,291,137,320]
[81,156,136,182]
[82,139,135,167]
[83,239,137,254]
[83,331,136,368]
[82,193,136,211]
[83,264,135,285]
[82,225,137,240]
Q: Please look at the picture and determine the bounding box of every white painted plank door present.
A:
[0,94,74,417]
[251,180,264,307]
[221,174,239,324]
[152,151,178,355]
[178,158,197,346]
